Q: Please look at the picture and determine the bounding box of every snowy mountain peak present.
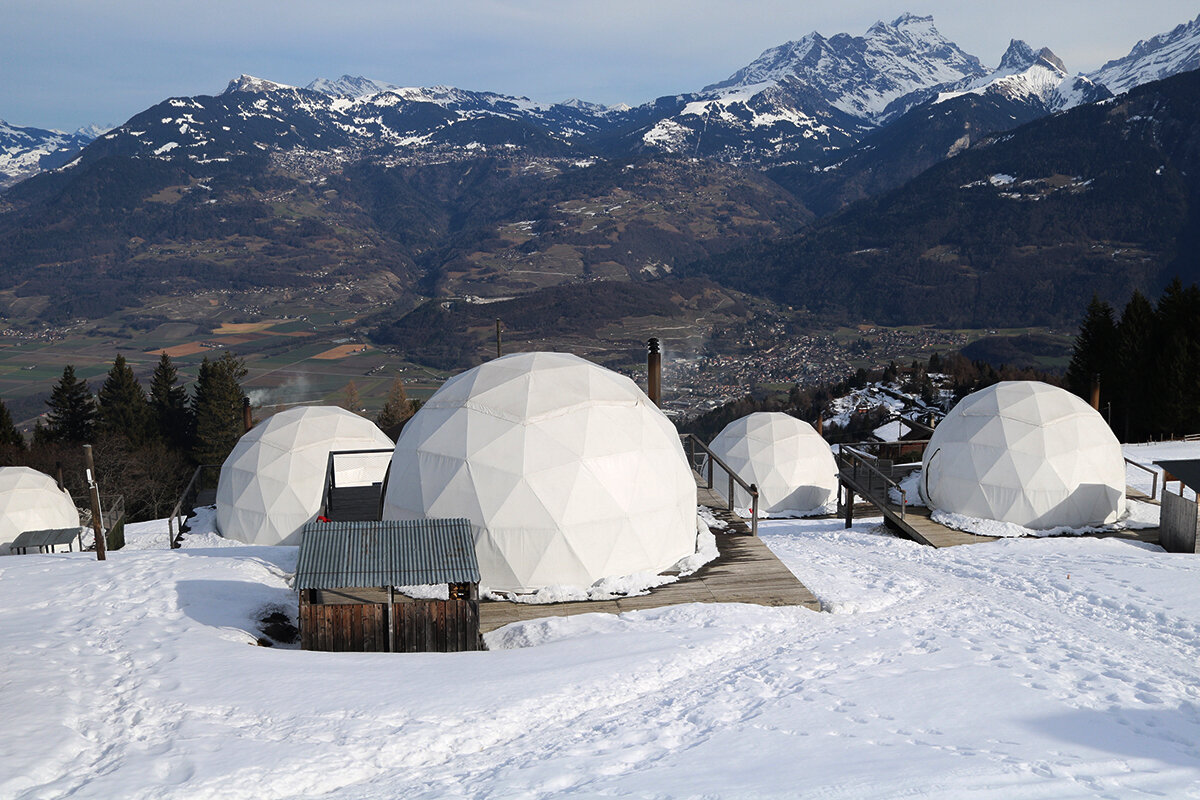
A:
[868,13,936,36]
[305,75,401,98]
[936,39,1106,114]
[700,13,985,125]
[1090,13,1200,95]
[1036,48,1067,74]
[999,40,1039,72]
[222,75,296,95]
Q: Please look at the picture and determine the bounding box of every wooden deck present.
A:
[479,472,822,633]
[840,467,1160,549]
[479,528,820,633]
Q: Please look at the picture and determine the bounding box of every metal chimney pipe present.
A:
[816,414,824,437]
[1090,374,1101,411]
[242,396,253,432]
[647,338,661,407]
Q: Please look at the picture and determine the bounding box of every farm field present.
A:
[0,314,449,429]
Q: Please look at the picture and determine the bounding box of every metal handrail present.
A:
[680,434,759,536]
[838,445,909,519]
[1124,457,1160,501]
[168,465,219,549]
[320,448,394,519]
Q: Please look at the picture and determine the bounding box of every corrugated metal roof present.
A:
[1155,460,1200,494]
[295,519,480,589]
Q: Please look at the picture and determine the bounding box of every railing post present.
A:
[728,471,735,512]
[750,484,759,537]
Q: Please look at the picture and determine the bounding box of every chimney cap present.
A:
[647,337,660,353]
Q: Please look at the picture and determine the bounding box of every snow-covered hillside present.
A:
[1091,13,1200,95]
[0,119,101,189]
[4,441,1200,797]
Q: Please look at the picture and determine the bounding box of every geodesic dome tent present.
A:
[217,406,394,546]
[920,381,1125,529]
[708,412,838,514]
[0,467,80,555]
[381,351,698,593]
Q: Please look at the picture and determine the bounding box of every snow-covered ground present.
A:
[6,501,1200,797]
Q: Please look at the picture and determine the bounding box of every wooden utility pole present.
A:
[83,444,106,561]
[496,319,503,359]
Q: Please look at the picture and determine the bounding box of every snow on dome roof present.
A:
[920,381,1125,529]
[0,467,80,555]
[381,351,698,593]
[216,406,393,546]
[708,412,837,514]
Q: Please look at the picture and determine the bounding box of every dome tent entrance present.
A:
[217,406,394,547]
[708,412,838,514]
[920,381,1125,529]
[381,351,698,593]
[0,467,81,555]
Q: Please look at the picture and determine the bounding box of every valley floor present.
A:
[4,452,1200,797]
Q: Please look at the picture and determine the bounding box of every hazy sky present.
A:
[6,1,1198,131]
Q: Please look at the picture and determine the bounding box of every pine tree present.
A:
[0,396,25,452]
[1065,294,1117,403]
[149,353,192,450]
[44,365,96,443]
[191,352,248,464]
[375,377,413,440]
[1115,291,1156,441]
[97,355,151,445]
[1153,279,1200,436]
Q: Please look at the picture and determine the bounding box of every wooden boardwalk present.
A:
[479,472,822,633]
[840,468,1161,549]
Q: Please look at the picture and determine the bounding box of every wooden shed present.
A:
[295,518,482,653]
[1155,460,1200,554]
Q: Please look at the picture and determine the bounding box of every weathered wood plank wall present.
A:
[300,593,481,652]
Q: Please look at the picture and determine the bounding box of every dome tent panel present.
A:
[707,412,838,514]
[0,467,80,555]
[382,351,697,593]
[216,406,393,546]
[921,381,1125,529]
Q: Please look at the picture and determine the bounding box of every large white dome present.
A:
[920,381,1126,529]
[381,351,698,593]
[708,412,837,514]
[0,467,80,554]
[217,406,394,546]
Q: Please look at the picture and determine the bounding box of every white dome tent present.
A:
[0,467,80,555]
[920,381,1126,529]
[708,412,838,514]
[381,351,698,593]
[217,406,394,546]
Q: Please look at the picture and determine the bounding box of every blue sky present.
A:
[5,1,1198,131]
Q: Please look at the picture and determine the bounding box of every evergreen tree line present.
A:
[0,351,249,524]
[1066,279,1200,442]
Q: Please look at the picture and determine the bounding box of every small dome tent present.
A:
[381,351,698,593]
[708,412,837,514]
[0,467,80,555]
[217,406,394,546]
[920,381,1125,529]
